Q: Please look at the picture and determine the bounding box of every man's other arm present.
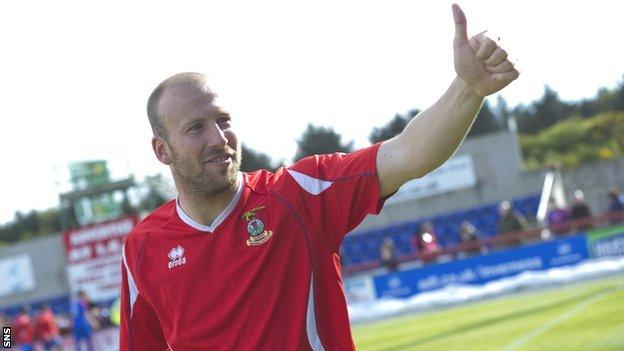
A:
[377,4,519,197]
[120,246,170,351]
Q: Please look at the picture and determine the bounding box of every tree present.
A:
[138,174,173,213]
[578,98,598,118]
[241,144,276,172]
[405,108,421,119]
[368,109,421,144]
[615,76,624,111]
[468,100,501,137]
[495,96,512,129]
[293,124,354,161]
[37,208,62,234]
[0,220,19,242]
[0,208,62,243]
[520,111,624,170]
[576,77,624,118]
[516,86,574,134]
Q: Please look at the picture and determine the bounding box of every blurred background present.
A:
[1,0,623,350]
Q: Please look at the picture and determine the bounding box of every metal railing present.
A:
[342,209,624,276]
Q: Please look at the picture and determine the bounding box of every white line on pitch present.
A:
[500,290,611,351]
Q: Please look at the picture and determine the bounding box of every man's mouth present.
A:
[206,154,233,164]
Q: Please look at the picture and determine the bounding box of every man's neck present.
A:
[177,175,240,227]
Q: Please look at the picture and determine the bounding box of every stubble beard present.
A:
[171,148,242,199]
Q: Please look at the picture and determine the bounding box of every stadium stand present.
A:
[341,193,541,268]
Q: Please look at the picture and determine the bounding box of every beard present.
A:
[170,144,242,199]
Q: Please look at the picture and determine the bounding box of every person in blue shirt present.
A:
[70,291,96,351]
[607,189,624,223]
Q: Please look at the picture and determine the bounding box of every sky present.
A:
[1,0,622,223]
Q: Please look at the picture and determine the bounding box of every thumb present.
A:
[452,4,468,45]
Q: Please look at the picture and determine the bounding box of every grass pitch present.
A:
[352,274,624,351]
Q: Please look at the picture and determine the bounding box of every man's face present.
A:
[154,83,241,197]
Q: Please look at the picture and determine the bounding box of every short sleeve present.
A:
[281,143,386,248]
[120,245,170,351]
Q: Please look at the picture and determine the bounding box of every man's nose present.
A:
[206,123,228,148]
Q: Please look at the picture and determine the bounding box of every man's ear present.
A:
[152,136,173,165]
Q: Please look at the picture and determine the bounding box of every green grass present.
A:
[352,274,624,351]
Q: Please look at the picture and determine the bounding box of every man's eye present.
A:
[189,123,204,132]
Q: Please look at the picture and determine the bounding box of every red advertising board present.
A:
[63,216,137,302]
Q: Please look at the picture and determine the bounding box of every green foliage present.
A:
[369,109,421,144]
[468,100,503,137]
[138,174,171,213]
[515,86,576,135]
[241,144,276,172]
[580,83,624,117]
[520,111,624,170]
[0,173,174,243]
[294,124,354,161]
[0,208,61,243]
[516,77,624,135]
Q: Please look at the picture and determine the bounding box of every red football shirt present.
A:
[35,310,59,341]
[12,314,34,343]
[120,144,384,350]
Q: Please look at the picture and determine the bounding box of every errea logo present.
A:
[168,245,187,269]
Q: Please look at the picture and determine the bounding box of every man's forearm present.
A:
[398,76,483,178]
[377,5,518,197]
[377,77,483,196]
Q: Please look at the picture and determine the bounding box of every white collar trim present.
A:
[176,172,244,233]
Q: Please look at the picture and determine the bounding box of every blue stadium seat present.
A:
[340,193,541,267]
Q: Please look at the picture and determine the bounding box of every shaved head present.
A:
[148,72,240,201]
[147,72,214,139]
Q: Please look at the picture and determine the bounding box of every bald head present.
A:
[147,72,214,139]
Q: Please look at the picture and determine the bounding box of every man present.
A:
[12,307,35,351]
[71,291,96,351]
[120,4,518,350]
[459,220,483,256]
[413,221,441,262]
[379,237,398,271]
[569,189,592,231]
[607,188,624,223]
[34,304,63,351]
[497,200,527,235]
[570,189,591,220]
[546,199,570,236]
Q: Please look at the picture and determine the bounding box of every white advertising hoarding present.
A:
[344,275,376,304]
[0,254,36,297]
[387,154,477,204]
[63,216,136,302]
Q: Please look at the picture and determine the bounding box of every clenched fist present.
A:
[452,4,519,96]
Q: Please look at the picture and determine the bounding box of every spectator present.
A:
[547,199,570,235]
[497,201,527,235]
[71,291,97,351]
[496,200,528,248]
[569,189,593,231]
[380,238,398,271]
[414,222,440,262]
[459,220,483,256]
[35,304,62,351]
[607,188,624,223]
[12,307,35,351]
[109,298,121,327]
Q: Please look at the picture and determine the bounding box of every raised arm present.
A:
[377,4,519,197]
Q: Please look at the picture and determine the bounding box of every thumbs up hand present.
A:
[452,4,519,96]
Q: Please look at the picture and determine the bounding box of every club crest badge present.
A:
[241,206,273,246]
